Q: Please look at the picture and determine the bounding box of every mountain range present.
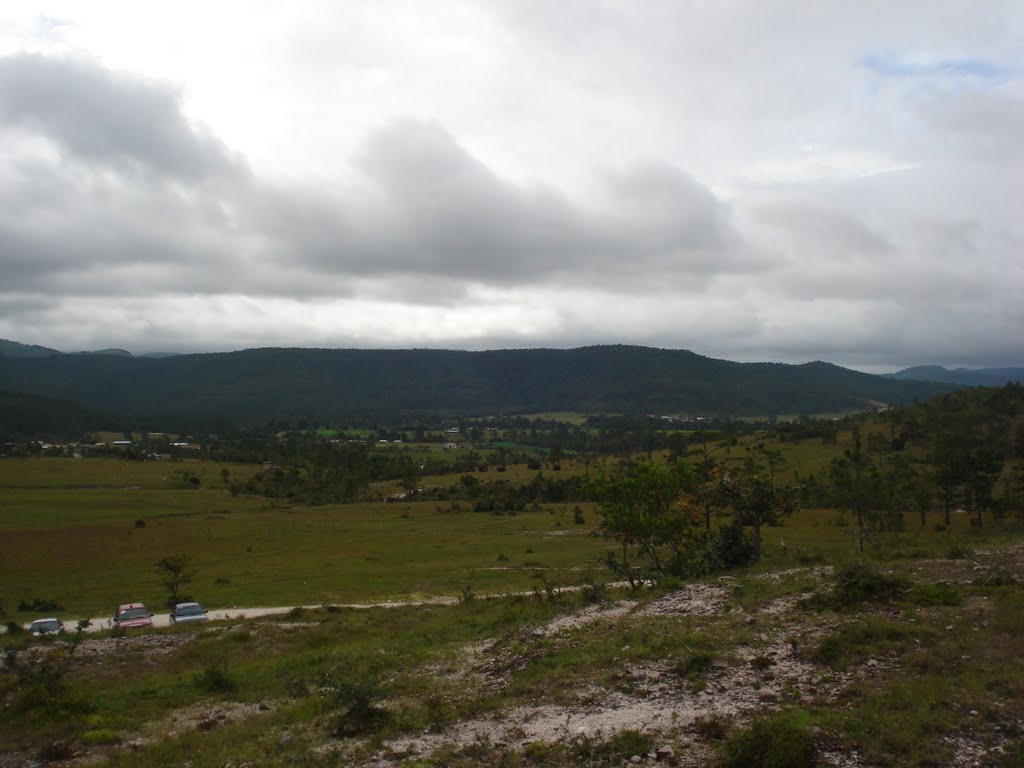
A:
[0,340,964,435]
[885,365,1024,388]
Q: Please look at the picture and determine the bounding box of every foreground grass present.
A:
[2,529,1022,767]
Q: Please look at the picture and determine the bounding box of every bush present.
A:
[576,572,607,604]
[906,582,963,606]
[322,670,390,737]
[946,542,974,560]
[17,597,64,613]
[807,564,906,609]
[80,728,121,746]
[718,710,817,768]
[709,522,757,569]
[675,651,715,682]
[592,729,652,762]
[794,547,826,566]
[193,663,236,694]
[692,714,729,741]
[812,618,924,669]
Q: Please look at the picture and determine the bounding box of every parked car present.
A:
[29,618,63,636]
[170,602,208,624]
[113,603,153,629]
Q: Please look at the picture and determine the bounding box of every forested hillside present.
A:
[0,345,953,432]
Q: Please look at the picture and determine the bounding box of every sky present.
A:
[0,1,1021,373]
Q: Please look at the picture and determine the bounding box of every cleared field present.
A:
[0,457,608,619]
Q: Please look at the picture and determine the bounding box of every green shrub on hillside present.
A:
[805,563,906,609]
[718,710,817,768]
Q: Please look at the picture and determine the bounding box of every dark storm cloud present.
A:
[0,53,241,181]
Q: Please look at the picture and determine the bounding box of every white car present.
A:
[29,618,63,635]
[170,602,209,624]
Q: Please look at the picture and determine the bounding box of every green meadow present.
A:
[0,457,610,618]
[2,417,1023,766]
[2,444,1005,622]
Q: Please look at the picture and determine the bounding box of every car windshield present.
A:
[176,604,204,616]
[119,607,148,620]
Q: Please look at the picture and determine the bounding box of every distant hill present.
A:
[74,348,133,357]
[885,365,1024,387]
[0,339,138,358]
[0,339,62,358]
[0,344,955,432]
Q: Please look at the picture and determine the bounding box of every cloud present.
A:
[0,53,757,303]
[345,118,761,288]
[0,2,1022,372]
[0,53,243,181]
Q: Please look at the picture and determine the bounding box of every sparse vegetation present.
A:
[718,710,817,768]
[1,384,1023,766]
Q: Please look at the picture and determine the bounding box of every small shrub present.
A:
[985,568,1018,587]
[577,572,607,604]
[594,729,652,761]
[530,570,559,602]
[422,692,457,732]
[459,572,476,604]
[675,651,715,682]
[17,596,64,613]
[946,542,974,560]
[194,662,236,694]
[718,710,817,768]
[814,635,846,667]
[322,670,390,737]
[807,564,906,609]
[906,582,963,607]
[794,547,825,566]
[80,728,121,746]
[692,714,730,741]
[523,740,559,762]
[812,618,924,669]
[710,522,757,569]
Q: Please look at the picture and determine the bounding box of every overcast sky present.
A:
[0,2,1021,372]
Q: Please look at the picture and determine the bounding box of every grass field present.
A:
[2,445,1023,767]
[0,457,610,618]
[1,451,1006,623]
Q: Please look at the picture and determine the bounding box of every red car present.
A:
[113,603,154,629]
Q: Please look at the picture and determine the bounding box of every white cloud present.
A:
[0,1,1021,370]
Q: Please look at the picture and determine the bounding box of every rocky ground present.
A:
[3,546,1022,768]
